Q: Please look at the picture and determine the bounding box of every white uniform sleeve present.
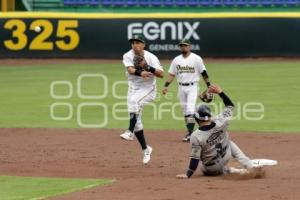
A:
[190,133,202,160]
[197,57,206,73]
[221,106,234,121]
[150,54,163,71]
[168,59,176,75]
[214,106,234,126]
[123,54,134,68]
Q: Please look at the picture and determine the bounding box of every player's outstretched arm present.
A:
[201,70,211,88]
[162,73,175,95]
[176,135,201,179]
[209,84,234,121]
[176,158,200,179]
[208,84,234,107]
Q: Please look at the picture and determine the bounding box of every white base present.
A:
[252,159,278,167]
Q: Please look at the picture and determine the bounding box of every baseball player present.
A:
[120,34,164,164]
[162,39,211,142]
[176,84,262,179]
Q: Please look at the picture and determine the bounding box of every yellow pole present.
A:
[10,0,15,11]
[2,0,15,12]
[2,0,8,12]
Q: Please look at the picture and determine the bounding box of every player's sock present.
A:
[135,130,147,150]
[128,112,137,132]
[185,115,195,136]
[186,123,195,136]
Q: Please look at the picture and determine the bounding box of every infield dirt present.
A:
[0,128,299,200]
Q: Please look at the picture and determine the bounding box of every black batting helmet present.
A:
[194,105,211,121]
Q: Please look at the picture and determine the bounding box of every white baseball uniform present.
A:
[123,49,163,132]
[169,53,206,116]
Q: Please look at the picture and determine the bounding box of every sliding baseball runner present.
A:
[176,84,265,179]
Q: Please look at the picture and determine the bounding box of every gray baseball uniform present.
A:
[190,106,253,176]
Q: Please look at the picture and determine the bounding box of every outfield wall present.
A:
[0,12,300,58]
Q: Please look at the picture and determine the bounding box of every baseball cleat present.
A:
[182,134,191,142]
[120,130,134,141]
[142,146,152,164]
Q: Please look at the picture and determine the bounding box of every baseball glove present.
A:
[133,54,147,69]
[199,89,214,103]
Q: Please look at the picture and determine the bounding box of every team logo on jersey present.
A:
[176,65,195,74]
[206,130,224,146]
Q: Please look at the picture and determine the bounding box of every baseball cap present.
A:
[129,34,146,44]
[179,39,191,46]
[194,105,211,121]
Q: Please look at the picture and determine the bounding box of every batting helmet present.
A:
[194,105,211,121]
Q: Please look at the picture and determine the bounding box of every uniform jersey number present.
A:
[3,19,79,51]
[215,143,227,158]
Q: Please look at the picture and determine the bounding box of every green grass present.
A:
[0,176,112,200]
[0,60,299,133]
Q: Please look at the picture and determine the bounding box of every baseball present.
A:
[34,26,41,32]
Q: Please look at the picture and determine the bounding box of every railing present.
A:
[62,0,300,7]
[22,0,33,11]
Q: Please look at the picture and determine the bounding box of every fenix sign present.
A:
[127,21,200,41]
[2,15,299,58]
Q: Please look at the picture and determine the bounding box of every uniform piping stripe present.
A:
[137,86,155,105]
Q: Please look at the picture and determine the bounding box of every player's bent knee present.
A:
[128,97,138,106]
[127,106,139,113]
[185,115,195,123]
[127,101,140,113]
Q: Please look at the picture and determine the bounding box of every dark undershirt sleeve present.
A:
[201,70,211,87]
[219,92,234,107]
[186,158,200,178]
[201,70,209,79]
